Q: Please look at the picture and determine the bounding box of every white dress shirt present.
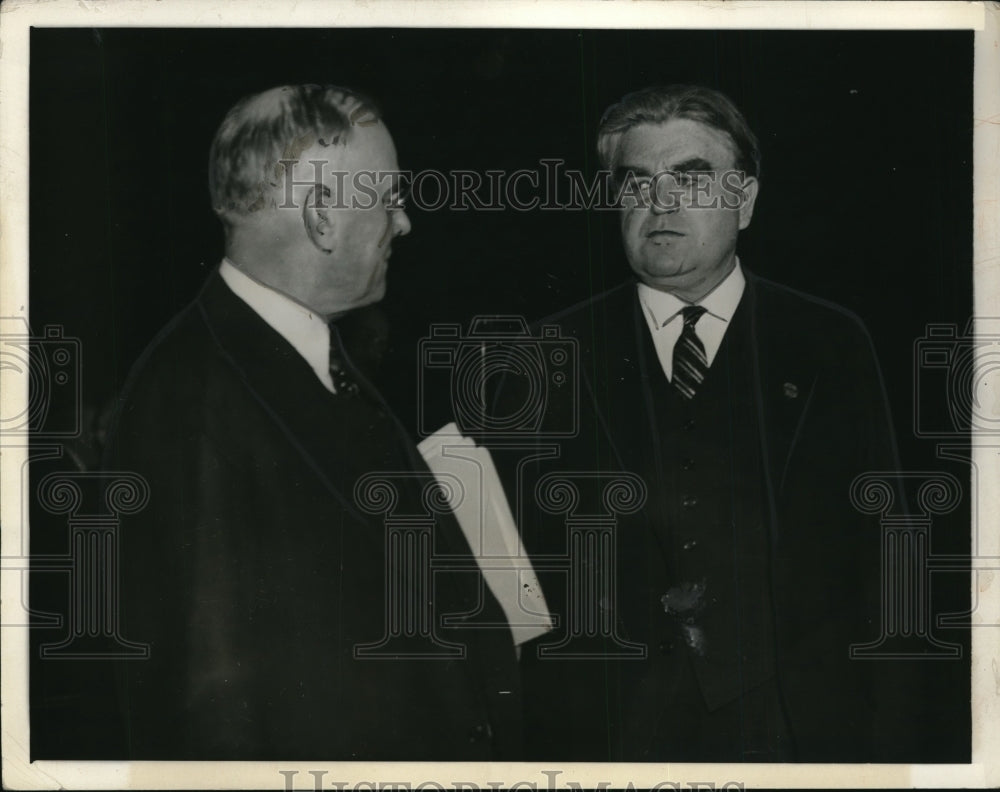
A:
[637,261,746,382]
[219,258,336,393]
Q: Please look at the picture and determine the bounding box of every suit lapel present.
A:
[578,275,821,544]
[574,283,675,573]
[578,286,696,756]
[195,269,372,527]
[578,284,659,477]
[197,269,505,631]
[742,273,819,501]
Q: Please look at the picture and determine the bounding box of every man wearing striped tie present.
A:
[514,85,921,762]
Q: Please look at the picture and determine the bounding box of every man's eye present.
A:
[630,178,653,195]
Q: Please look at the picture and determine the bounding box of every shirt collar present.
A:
[638,259,746,329]
[218,258,334,391]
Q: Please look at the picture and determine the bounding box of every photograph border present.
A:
[2,1,997,789]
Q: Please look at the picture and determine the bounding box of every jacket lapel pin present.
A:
[783,382,799,399]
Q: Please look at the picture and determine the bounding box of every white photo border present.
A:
[1,1,996,789]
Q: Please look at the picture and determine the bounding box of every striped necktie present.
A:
[672,305,708,400]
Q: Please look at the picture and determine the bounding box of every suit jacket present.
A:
[500,272,922,762]
[101,268,521,760]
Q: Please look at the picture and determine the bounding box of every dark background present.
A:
[28,27,973,466]
[29,27,972,759]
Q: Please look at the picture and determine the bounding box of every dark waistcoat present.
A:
[631,301,792,760]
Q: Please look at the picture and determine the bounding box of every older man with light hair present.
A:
[103,84,521,760]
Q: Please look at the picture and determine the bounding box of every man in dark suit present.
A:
[102,85,520,760]
[506,85,914,762]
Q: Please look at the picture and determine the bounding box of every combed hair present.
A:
[208,84,380,218]
[597,85,761,179]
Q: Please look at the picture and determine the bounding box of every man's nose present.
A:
[647,175,687,216]
[393,208,412,237]
[649,185,682,215]
[649,199,679,216]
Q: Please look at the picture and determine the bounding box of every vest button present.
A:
[682,539,698,551]
[681,457,695,471]
[684,418,696,430]
[682,495,698,508]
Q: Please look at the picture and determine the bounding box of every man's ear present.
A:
[737,176,759,231]
[303,185,334,254]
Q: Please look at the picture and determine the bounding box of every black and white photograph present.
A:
[2,1,998,789]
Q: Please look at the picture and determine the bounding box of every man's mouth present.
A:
[647,229,685,240]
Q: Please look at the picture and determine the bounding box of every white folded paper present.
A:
[418,424,553,646]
